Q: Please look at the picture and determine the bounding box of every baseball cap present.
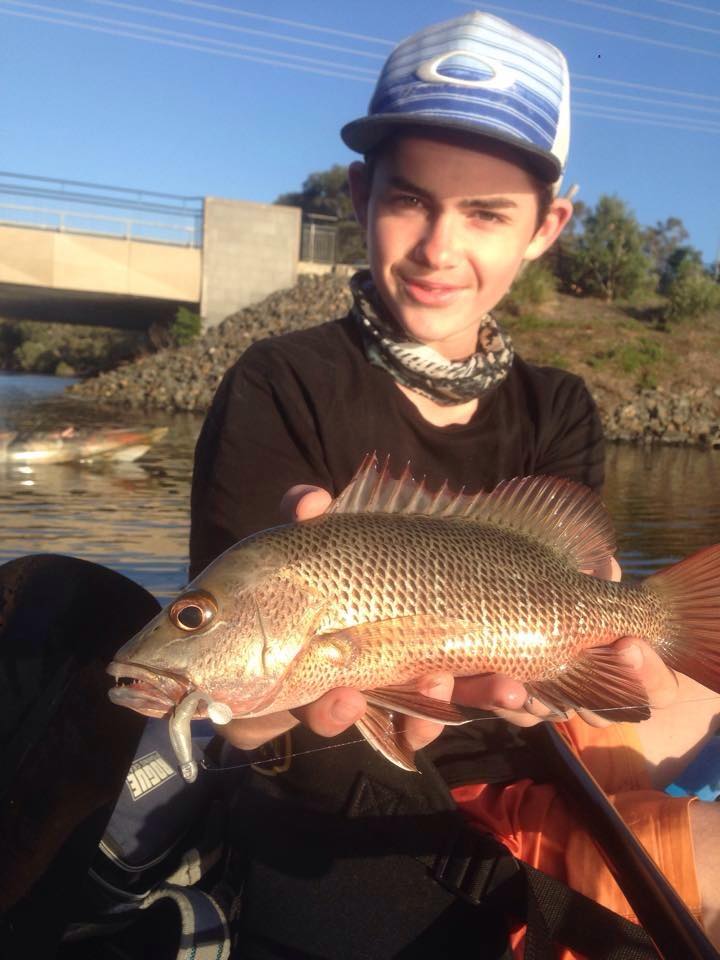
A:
[341,11,570,184]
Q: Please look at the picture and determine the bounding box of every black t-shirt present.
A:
[190,313,604,578]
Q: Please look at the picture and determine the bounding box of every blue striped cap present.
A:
[341,11,570,183]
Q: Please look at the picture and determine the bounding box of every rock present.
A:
[69,273,353,414]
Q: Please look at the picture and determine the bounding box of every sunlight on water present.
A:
[603,443,720,581]
[2,373,720,602]
[0,372,199,603]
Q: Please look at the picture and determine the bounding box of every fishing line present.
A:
[200,733,373,773]
[199,693,720,774]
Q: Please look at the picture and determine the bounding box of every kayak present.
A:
[0,426,168,465]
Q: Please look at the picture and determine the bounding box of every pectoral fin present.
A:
[314,614,475,652]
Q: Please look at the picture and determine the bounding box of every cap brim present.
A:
[341,114,562,183]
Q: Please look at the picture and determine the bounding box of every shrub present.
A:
[0,319,22,364]
[501,261,556,314]
[1,318,144,375]
[664,264,720,323]
[171,306,202,346]
[586,338,665,388]
[615,338,664,374]
[14,338,58,374]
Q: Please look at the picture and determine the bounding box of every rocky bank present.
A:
[69,273,720,447]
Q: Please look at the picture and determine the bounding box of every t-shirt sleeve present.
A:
[534,371,605,492]
[189,343,332,579]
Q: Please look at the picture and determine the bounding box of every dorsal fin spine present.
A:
[328,456,616,572]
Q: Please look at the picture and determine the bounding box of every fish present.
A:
[0,426,168,465]
[107,456,720,781]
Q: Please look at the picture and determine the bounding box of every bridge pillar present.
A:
[200,198,301,328]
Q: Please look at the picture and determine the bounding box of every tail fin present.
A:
[644,544,720,691]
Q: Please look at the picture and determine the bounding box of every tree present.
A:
[658,245,704,294]
[570,195,653,301]
[546,199,588,294]
[642,217,688,282]
[275,165,365,264]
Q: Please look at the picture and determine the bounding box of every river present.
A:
[2,372,720,604]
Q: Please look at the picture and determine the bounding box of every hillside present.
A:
[68,274,720,446]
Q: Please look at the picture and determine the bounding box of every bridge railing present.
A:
[0,171,203,247]
[0,201,200,246]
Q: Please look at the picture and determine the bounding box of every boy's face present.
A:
[349,132,571,360]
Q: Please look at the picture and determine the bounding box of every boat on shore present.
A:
[0,426,168,465]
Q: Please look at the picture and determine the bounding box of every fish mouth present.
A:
[107,661,191,718]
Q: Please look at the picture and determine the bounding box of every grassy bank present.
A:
[499,293,720,411]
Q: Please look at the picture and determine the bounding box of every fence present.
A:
[301,217,337,264]
[0,171,203,247]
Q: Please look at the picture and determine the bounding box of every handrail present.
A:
[0,202,201,247]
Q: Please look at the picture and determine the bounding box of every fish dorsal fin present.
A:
[329,455,616,572]
[329,453,461,517]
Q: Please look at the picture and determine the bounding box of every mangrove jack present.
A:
[108,456,720,780]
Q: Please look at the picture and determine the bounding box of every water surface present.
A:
[2,372,720,603]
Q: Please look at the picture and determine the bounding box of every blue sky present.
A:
[1,0,719,263]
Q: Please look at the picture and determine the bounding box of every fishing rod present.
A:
[531,721,720,960]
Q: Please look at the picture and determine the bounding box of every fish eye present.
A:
[169,591,218,632]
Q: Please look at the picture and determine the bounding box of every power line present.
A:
[573,86,720,116]
[80,0,720,110]
[574,100,720,132]
[574,107,720,134]
[561,0,720,37]
[166,1,720,104]
[0,2,378,76]
[454,0,720,60]
[0,7,377,82]
[652,0,720,17]
[3,1,720,136]
[83,0,387,60]
[166,0,394,45]
[80,1,720,106]
[573,72,720,105]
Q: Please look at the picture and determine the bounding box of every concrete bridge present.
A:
[0,174,306,330]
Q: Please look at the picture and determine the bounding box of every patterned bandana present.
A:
[349,270,514,406]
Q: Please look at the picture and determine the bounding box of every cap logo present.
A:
[416,50,515,91]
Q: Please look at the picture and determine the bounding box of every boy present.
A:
[190,11,718,957]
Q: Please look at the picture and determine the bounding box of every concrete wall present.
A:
[200,198,300,328]
[0,224,201,301]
